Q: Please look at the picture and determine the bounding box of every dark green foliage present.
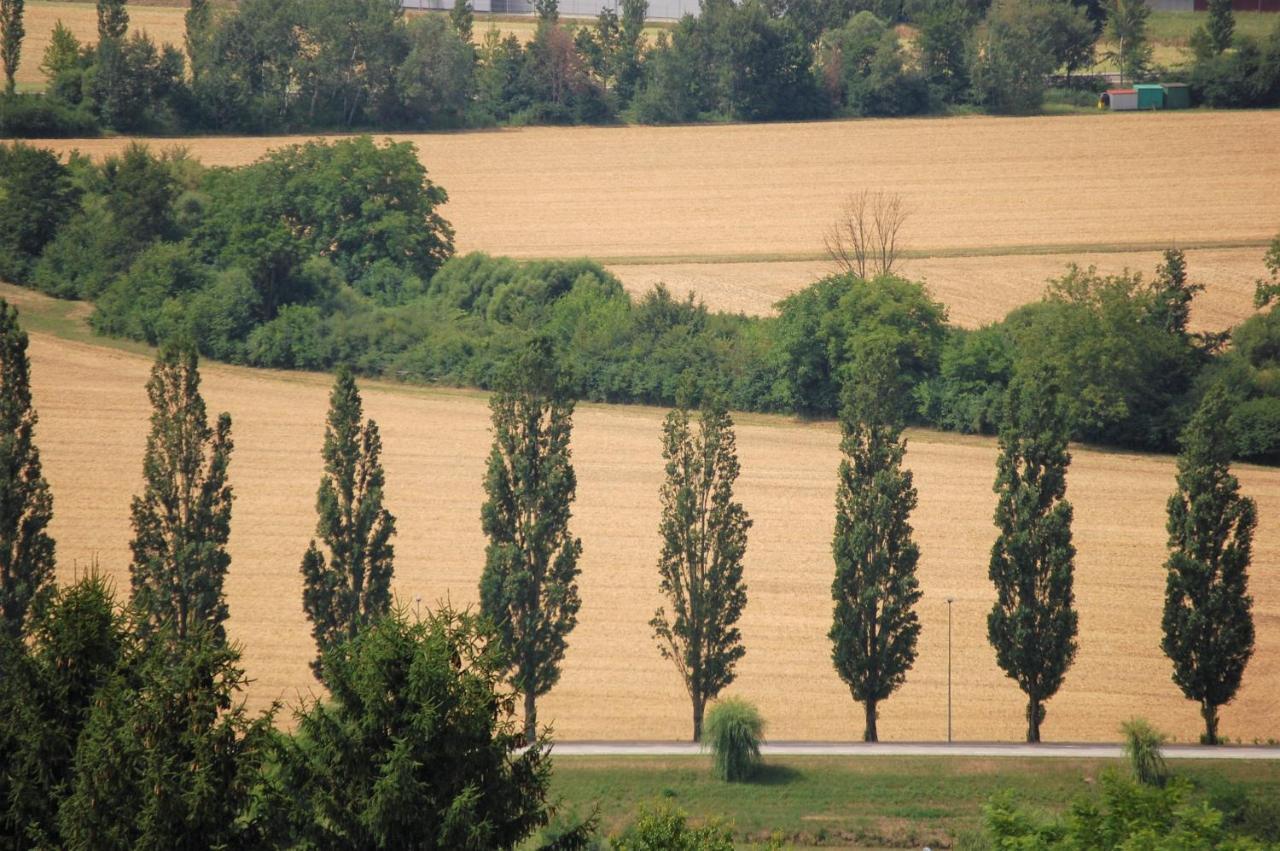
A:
[1207,0,1235,55]
[1104,0,1152,85]
[918,325,1013,435]
[970,0,1057,114]
[1151,249,1203,337]
[96,0,127,42]
[651,402,750,742]
[703,697,764,782]
[400,14,476,128]
[300,367,396,680]
[1190,23,1280,109]
[0,0,22,95]
[985,773,1254,849]
[987,368,1078,743]
[183,0,211,76]
[0,573,124,848]
[0,299,54,640]
[829,346,921,742]
[275,603,553,849]
[480,339,582,744]
[129,343,234,644]
[57,625,275,851]
[90,32,185,132]
[451,0,474,41]
[1162,385,1256,746]
[0,142,80,283]
[613,805,735,851]
[817,12,928,116]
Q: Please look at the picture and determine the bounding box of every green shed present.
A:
[1162,83,1191,109]
[1135,84,1165,109]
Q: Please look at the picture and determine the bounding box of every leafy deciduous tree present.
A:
[651,402,751,743]
[1104,0,1152,85]
[829,346,922,742]
[0,299,54,640]
[0,0,23,94]
[1162,384,1256,746]
[129,343,234,644]
[479,339,582,745]
[300,366,396,680]
[987,368,1079,743]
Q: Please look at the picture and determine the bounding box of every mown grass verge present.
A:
[542,755,1280,848]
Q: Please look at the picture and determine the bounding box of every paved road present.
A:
[551,741,1280,760]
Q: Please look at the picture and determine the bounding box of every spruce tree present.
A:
[479,339,581,745]
[450,0,474,42]
[129,343,233,644]
[651,401,751,743]
[1151,248,1202,337]
[0,299,55,641]
[1162,385,1256,746]
[987,368,1078,743]
[1206,0,1234,54]
[95,0,126,42]
[300,367,396,681]
[0,0,23,95]
[829,346,922,742]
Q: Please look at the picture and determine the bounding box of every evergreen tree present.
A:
[0,0,23,95]
[479,339,582,745]
[829,346,922,743]
[129,343,234,644]
[300,367,396,681]
[1162,385,1256,746]
[0,299,55,641]
[1206,0,1234,54]
[450,0,474,42]
[650,401,751,743]
[1150,248,1203,337]
[276,604,553,849]
[95,0,127,42]
[987,368,1079,743]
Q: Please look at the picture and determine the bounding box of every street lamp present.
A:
[945,596,955,744]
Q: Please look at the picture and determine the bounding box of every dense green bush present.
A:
[613,805,735,851]
[703,697,765,782]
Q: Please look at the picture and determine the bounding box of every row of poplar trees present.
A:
[0,303,1259,750]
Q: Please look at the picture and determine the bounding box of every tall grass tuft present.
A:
[1121,717,1169,787]
[703,697,764,782]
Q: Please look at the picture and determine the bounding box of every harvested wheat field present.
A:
[608,245,1270,331]
[14,284,1279,744]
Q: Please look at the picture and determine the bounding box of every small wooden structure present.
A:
[1102,88,1139,111]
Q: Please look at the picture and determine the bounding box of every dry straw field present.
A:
[12,280,1279,744]
[35,109,1280,331]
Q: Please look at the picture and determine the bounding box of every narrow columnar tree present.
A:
[129,343,233,644]
[183,0,211,80]
[1206,0,1234,54]
[651,401,751,743]
[300,367,396,681]
[829,347,922,742]
[0,299,55,640]
[987,368,1079,743]
[1162,385,1256,746]
[0,0,23,95]
[479,339,582,745]
[95,0,126,42]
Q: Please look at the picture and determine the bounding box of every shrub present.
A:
[0,94,98,138]
[703,697,764,782]
[613,805,735,851]
[1121,717,1169,787]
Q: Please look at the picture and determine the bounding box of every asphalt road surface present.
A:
[551,741,1280,760]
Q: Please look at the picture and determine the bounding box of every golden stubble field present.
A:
[23,309,1280,743]
[32,110,1280,331]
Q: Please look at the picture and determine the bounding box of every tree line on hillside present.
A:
[5,136,1280,463]
[0,0,1278,137]
[0,286,1267,844]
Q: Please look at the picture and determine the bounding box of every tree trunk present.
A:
[1202,701,1220,746]
[863,699,878,743]
[524,688,537,746]
[1026,696,1042,743]
[692,695,705,743]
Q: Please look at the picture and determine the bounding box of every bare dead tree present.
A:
[824,190,909,279]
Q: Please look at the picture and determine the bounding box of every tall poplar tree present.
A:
[0,0,23,95]
[829,347,922,742]
[987,368,1078,743]
[1162,385,1256,746]
[129,343,234,644]
[651,401,751,743]
[184,0,211,80]
[96,0,127,42]
[479,339,582,745]
[300,367,396,681]
[0,299,55,640]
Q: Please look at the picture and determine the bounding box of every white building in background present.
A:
[401,0,700,20]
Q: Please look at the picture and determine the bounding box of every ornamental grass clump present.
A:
[703,697,764,782]
[1121,717,1169,787]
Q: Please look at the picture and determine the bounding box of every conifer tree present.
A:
[479,339,582,745]
[1162,385,1256,746]
[300,367,396,681]
[450,0,474,42]
[0,0,23,95]
[829,346,922,742]
[651,401,751,743]
[987,368,1078,743]
[95,0,126,42]
[1206,0,1234,54]
[129,343,233,644]
[0,299,55,640]
[1151,248,1202,337]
